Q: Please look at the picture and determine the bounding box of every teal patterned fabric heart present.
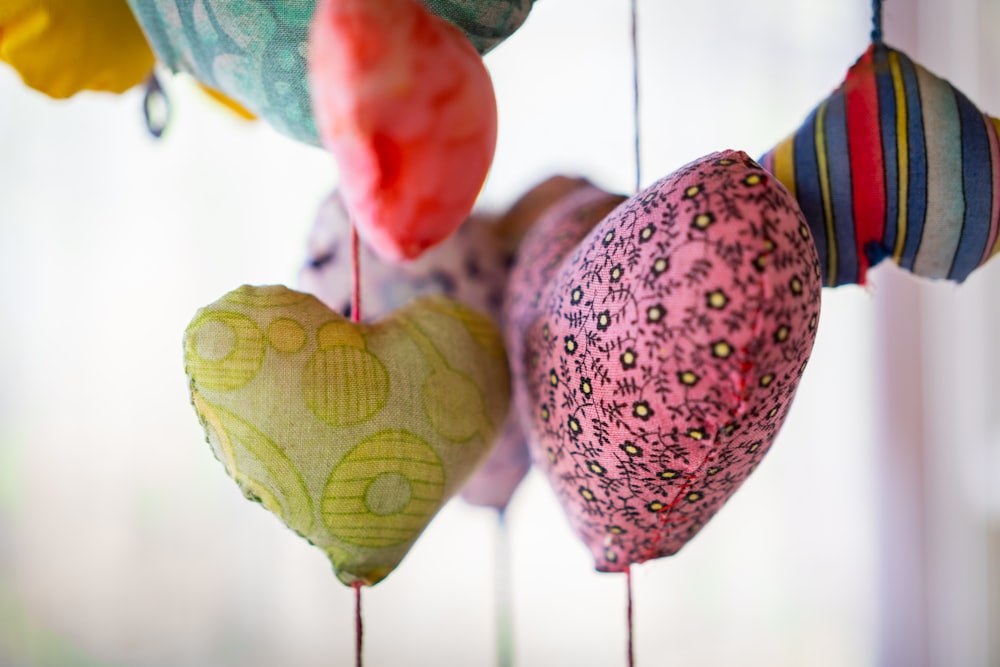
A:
[127,0,534,144]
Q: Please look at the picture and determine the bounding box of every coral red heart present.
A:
[504,151,822,570]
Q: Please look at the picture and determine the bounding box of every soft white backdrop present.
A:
[4,0,989,665]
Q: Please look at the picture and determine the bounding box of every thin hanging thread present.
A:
[353,582,364,667]
[626,565,635,667]
[630,0,642,193]
[350,225,361,322]
[871,0,884,44]
[496,509,513,667]
[627,2,640,665]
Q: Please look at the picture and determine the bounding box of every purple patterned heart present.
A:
[504,151,822,570]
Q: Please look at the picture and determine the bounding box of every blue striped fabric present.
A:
[761,43,1000,286]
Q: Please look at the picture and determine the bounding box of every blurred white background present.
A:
[1,0,998,665]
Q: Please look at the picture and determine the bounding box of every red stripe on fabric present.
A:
[845,45,886,282]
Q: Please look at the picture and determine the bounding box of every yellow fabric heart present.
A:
[184,286,510,586]
[0,0,154,98]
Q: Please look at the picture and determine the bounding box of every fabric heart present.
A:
[126,0,531,145]
[299,177,594,509]
[308,0,498,261]
[505,151,822,570]
[184,285,510,585]
[761,43,1000,286]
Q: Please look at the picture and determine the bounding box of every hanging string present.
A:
[627,2,640,664]
[871,0,884,45]
[626,565,635,667]
[496,509,513,667]
[142,73,171,139]
[630,0,642,193]
[353,582,364,667]
[350,225,362,323]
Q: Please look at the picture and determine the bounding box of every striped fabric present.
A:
[761,43,1000,286]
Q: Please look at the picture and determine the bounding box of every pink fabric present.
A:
[504,151,822,570]
[308,0,498,261]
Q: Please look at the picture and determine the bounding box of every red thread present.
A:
[626,565,635,667]
[353,582,364,667]
[351,224,361,323]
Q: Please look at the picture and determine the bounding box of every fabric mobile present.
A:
[184,285,510,586]
[505,151,822,569]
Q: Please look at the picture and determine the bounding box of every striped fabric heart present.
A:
[761,43,1000,286]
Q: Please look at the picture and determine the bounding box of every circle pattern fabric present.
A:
[185,285,510,586]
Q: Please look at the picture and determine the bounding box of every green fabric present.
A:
[184,285,510,585]
[127,0,534,145]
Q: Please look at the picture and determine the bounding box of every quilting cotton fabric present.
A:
[761,43,1000,286]
[127,0,533,145]
[184,285,510,585]
[505,151,822,570]
[299,177,590,509]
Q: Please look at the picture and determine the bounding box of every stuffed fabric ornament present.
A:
[0,0,154,98]
[761,43,1000,286]
[184,285,510,585]
[308,0,498,261]
[505,151,822,569]
[126,0,529,145]
[299,177,590,508]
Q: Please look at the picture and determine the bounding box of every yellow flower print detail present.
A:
[706,290,729,309]
[678,370,700,386]
[587,461,606,476]
[692,212,715,230]
[567,416,582,434]
[711,340,732,359]
[686,427,707,441]
[620,441,642,457]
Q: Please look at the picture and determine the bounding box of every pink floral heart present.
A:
[504,151,822,570]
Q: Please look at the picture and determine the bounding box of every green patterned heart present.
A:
[184,285,510,586]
